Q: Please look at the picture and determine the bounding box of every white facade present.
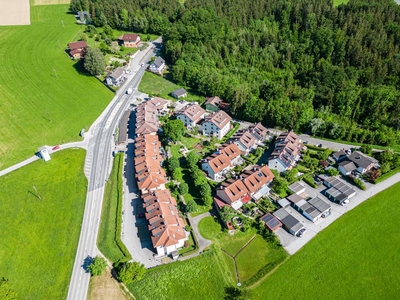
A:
[201,161,230,180]
[268,158,287,173]
[39,148,51,162]
[202,121,230,140]
[155,239,185,256]
[338,165,352,176]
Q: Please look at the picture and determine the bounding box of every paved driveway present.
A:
[121,112,160,268]
[276,173,400,254]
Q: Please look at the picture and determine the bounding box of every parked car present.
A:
[340,199,350,206]
[296,228,307,237]
[317,144,323,147]
[52,145,60,151]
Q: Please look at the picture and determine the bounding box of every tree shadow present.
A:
[81,255,93,273]
[72,60,91,76]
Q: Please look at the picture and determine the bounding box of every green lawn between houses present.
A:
[0,4,113,170]
[250,182,400,299]
[0,149,87,299]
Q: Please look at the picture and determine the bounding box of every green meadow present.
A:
[0,4,112,170]
[0,149,87,299]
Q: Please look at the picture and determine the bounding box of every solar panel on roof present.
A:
[267,218,280,228]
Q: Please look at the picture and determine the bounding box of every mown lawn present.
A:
[0,4,112,170]
[0,149,87,299]
[138,71,204,103]
[235,235,286,282]
[250,182,400,299]
[198,217,287,284]
[128,250,234,300]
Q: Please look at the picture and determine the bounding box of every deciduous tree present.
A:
[88,256,107,276]
[84,47,106,76]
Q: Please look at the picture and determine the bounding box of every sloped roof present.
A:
[118,34,139,41]
[177,104,205,123]
[68,41,87,50]
[172,88,187,97]
[339,160,357,173]
[204,110,232,129]
[205,96,222,106]
[242,165,274,194]
[218,178,249,204]
[248,122,268,140]
[108,67,125,80]
[219,143,241,160]
[204,153,231,173]
[152,57,165,68]
[348,151,378,169]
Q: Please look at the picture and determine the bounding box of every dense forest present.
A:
[70,0,400,146]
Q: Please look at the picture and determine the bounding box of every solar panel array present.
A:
[325,177,356,197]
[262,214,281,229]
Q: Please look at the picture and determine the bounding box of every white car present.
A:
[340,199,350,206]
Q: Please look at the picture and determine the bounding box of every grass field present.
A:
[128,250,234,300]
[198,217,287,284]
[250,182,400,299]
[0,149,87,299]
[0,4,113,170]
[97,153,131,263]
[139,72,204,103]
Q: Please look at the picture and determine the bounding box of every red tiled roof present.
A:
[118,34,139,41]
[68,41,87,50]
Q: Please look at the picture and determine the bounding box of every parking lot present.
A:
[275,177,377,255]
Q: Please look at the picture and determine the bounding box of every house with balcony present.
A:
[268,131,302,173]
[68,41,87,59]
[348,151,379,174]
[202,110,232,140]
[232,130,257,156]
[201,153,231,180]
[218,143,242,166]
[176,103,205,129]
[241,165,275,200]
[142,189,187,256]
[149,57,166,74]
[216,178,251,210]
[106,67,126,87]
[248,122,268,143]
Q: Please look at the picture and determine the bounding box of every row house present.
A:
[215,165,275,210]
[268,131,302,173]
[201,144,242,180]
[231,122,268,155]
[134,135,166,193]
[135,99,166,136]
[142,189,187,256]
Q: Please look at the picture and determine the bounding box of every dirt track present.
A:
[0,0,30,25]
[33,0,70,5]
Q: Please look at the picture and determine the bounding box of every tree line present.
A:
[71,0,400,146]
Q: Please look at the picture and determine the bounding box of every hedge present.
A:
[242,255,287,287]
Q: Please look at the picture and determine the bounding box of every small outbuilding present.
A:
[273,208,305,236]
[171,88,187,99]
[260,213,282,232]
[38,147,51,162]
[288,181,305,195]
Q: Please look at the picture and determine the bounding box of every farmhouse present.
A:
[142,189,187,256]
[176,103,205,128]
[268,131,302,173]
[202,110,232,140]
[216,178,251,210]
[68,41,87,59]
[242,165,275,200]
[171,88,187,99]
[324,177,356,205]
[273,208,305,236]
[348,151,379,174]
[118,34,141,48]
[260,213,282,232]
[149,57,166,74]
[106,67,126,87]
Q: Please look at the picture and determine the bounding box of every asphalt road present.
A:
[66,43,158,300]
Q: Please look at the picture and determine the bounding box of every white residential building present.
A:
[176,103,205,128]
[202,110,232,140]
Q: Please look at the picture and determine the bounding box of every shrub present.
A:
[179,182,189,195]
[327,168,339,176]
[117,262,146,284]
[352,177,366,190]
[303,175,317,188]
[88,256,107,276]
